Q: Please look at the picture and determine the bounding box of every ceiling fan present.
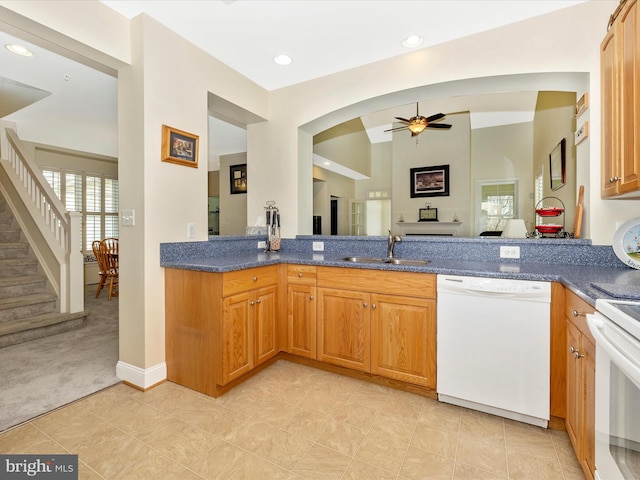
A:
[384,103,452,137]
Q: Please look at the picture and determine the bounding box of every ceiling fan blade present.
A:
[425,112,446,122]
[384,126,410,132]
[394,117,412,123]
[426,123,452,129]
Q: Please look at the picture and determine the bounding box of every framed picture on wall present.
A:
[230,163,247,194]
[410,165,450,198]
[549,138,566,191]
[161,125,199,168]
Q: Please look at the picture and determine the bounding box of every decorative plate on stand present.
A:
[613,218,640,269]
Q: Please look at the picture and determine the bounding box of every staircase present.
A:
[0,192,87,348]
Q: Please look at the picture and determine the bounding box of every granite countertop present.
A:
[160,250,640,307]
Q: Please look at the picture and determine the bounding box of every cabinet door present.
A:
[370,294,436,387]
[618,0,640,194]
[601,28,618,197]
[254,285,278,366]
[584,337,596,479]
[317,288,370,372]
[222,291,253,385]
[566,319,582,454]
[287,283,317,358]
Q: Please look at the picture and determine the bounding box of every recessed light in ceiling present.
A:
[5,44,33,57]
[273,54,292,66]
[401,35,423,49]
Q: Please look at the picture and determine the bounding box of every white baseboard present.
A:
[116,361,167,389]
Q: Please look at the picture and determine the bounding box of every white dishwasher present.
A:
[437,274,551,427]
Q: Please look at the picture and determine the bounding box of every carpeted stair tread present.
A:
[0,274,46,287]
[0,292,57,309]
[0,257,38,267]
[0,311,88,336]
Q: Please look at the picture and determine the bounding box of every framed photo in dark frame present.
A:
[549,138,566,191]
[230,163,247,194]
[410,165,450,198]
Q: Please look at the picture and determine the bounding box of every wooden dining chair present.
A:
[103,237,119,255]
[92,240,108,298]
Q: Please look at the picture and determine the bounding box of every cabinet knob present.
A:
[250,301,255,306]
[363,303,368,307]
[298,273,303,277]
[572,309,584,317]
[309,295,314,300]
[609,176,620,183]
[252,276,258,281]
[256,299,261,304]
[372,304,376,309]
[574,350,585,359]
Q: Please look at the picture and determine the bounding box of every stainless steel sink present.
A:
[342,256,386,264]
[342,256,430,266]
[386,258,430,266]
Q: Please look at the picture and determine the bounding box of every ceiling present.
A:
[1,1,585,168]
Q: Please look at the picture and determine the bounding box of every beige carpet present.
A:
[0,286,119,432]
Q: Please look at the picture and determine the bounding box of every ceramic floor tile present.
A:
[348,384,391,411]
[506,450,565,480]
[227,454,290,480]
[399,446,455,480]
[459,409,506,446]
[334,401,379,429]
[174,469,207,480]
[342,459,397,480]
[0,423,67,454]
[456,434,508,476]
[171,398,249,438]
[283,408,332,442]
[453,462,507,480]
[356,430,409,474]
[256,429,313,470]
[246,397,300,427]
[188,437,250,480]
[418,399,462,431]
[368,410,417,445]
[292,443,351,480]
[316,419,368,457]
[301,389,347,417]
[77,461,105,480]
[86,434,185,480]
[410,421,459,459]
[223,417,277,453]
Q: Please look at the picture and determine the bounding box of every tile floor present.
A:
[0,360,585,480]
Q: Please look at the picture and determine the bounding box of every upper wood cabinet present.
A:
[601,0,640,198]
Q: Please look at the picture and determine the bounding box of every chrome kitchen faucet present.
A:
[387,230,402,260]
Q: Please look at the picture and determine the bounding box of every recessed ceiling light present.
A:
[273,54,292,66]
[5,44,33,57]
[401,35,423,49]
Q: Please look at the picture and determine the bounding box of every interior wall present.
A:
[533,91,577,232]
[313,165,355,235]
[219,152,247,235]
[207,170,220,196]
[30,142,118,177]
[313,118,371,177]
[391,112,471,235]
[470,122,534,234]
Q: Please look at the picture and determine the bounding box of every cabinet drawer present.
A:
[565,289,595,344]
[287,265,317,285]
[223,265,278,297]
[317,266,435,298]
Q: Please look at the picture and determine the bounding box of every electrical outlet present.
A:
[312,241,324,252]
[500,245,520,259]
[258,241,266,249]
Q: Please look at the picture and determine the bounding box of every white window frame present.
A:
[475,179,519,235]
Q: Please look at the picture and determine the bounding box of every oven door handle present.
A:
[588,314,640,389]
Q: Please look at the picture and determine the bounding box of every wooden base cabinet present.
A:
[565,290,596,480]
[371,293,436,387]
[316,267,436,387]
[286,265,317,359]
[165,265,278,396]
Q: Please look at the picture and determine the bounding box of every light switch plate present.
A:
[187,223,195,239]
[122,209,135,227]
[500,245,520,259]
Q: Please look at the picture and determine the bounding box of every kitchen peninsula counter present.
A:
[160,236,640,306]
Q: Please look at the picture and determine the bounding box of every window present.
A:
[42,168,119,252]
[477,181,517,234]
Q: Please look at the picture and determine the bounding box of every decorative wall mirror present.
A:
[549,138,566,191]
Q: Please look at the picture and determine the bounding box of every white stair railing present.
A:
[0,127,84,313]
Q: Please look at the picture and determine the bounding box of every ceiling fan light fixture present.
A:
[408,122,426,134]
[5,44,33,57]
[273,54,292,66]
[402,35,423,49]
